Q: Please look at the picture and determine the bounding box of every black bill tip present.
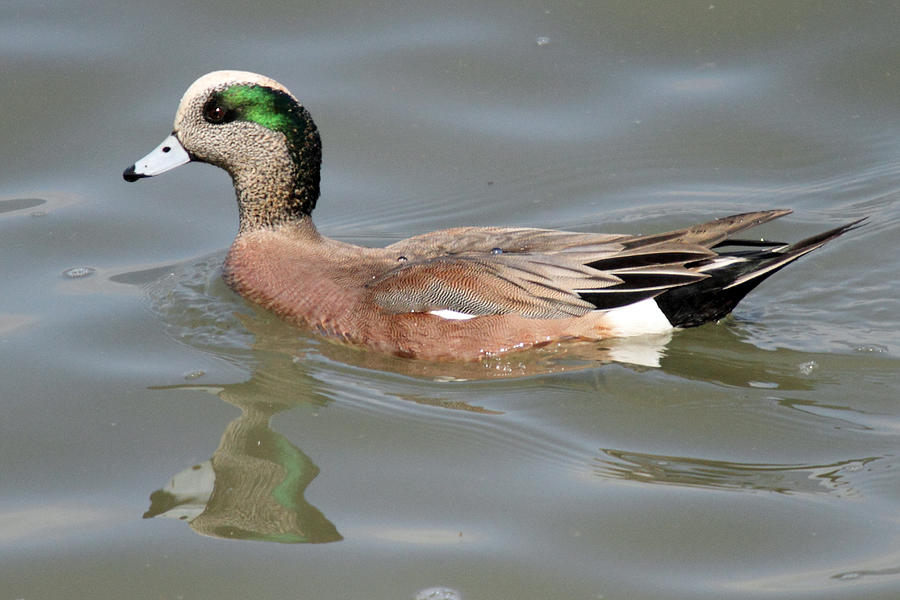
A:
[123,165,145,182]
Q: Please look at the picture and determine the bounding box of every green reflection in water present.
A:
[144,374,341,544]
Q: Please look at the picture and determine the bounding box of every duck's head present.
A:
[124,70,322,229]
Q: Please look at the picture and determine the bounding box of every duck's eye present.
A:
[203,100,229,124]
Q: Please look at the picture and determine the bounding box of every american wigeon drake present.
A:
[124,70,861,361]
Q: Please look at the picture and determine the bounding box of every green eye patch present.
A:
[217,84,308,134]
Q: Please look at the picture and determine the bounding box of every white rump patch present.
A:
[603,298,673,336]
[428,309,478,321]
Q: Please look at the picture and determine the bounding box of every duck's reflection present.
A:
[143,381,341,544]
[135,257,860,545]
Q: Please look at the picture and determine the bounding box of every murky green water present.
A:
[3,1,900,598]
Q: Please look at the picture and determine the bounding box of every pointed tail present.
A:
[655,218,865,327]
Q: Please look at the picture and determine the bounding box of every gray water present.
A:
[3,1,900,598]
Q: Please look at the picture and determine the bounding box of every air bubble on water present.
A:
[415,587,462,600]
[63,266,96,278]
[748,380,778,389]
[535,36,550,46]
[798,360,818,375]
[433,375,467,383]
[854,344,887,354]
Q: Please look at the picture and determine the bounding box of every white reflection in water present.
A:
[0,505,107,544]
[647,66,761,96]
[366,527,479,545]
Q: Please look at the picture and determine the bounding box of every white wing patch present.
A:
[428,309,478,321]
[602,298,673,336]
[695,256,747,272]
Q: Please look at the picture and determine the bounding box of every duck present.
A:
[124,70,861,361]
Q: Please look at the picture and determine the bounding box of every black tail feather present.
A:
[655,218,864,328]
[780,217,867,254]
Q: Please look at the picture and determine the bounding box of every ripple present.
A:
[594,449,879,497]
[0,197,44,215]
[832,565,900,582]
[133,252,257,359]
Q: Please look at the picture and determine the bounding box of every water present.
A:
[3,1,900,598]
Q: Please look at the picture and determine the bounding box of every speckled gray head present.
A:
[124,70,322,228]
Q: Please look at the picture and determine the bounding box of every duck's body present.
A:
[125,71,860,361]
[224,223,633,359]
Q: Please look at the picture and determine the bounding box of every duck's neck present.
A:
[233,168,319,233]
[231,121,322,233]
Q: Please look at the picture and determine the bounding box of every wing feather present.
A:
[367,210,798,318]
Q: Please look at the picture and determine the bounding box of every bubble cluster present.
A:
[414,587,462,600]
[63,267,96,279]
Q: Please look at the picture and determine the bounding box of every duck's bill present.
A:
[123,133,191,182]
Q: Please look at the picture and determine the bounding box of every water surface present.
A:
[3,1,900,598]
